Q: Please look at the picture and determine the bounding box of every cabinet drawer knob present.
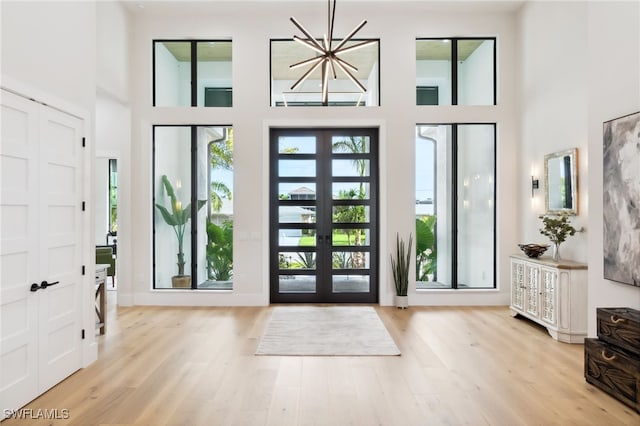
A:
[601,349,617,362]
[610,315,626,324]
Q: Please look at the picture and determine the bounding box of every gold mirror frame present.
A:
[544,148,578,215]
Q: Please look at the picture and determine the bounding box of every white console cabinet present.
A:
[510,254,588,343]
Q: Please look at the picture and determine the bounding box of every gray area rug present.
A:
[255,306,401,356]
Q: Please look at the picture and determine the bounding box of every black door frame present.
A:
[269,127,379,303]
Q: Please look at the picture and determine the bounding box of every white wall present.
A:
[585,1,640,334]
[97,1,131,102]
[518,1,589,261]
[519,1,640,334]
[128,1,519,306]
[96,1,133,306]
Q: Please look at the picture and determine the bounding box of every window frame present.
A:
[415,122,497,290]
[152,124,234,290]
[416,37,497,106]
[152,39,233,107]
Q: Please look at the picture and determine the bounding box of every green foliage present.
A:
[206,220,233,281]
[295,252,316,269]
[391,233,412,296]
[155,175,205,275]
[539,213,577,244]
[415,216,437,281]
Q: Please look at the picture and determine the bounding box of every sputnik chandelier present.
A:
[289,0,375,106]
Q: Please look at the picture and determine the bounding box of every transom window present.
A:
[153,40,232,107]
[416,38,496,106]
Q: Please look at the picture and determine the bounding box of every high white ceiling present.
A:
[122,0,526,16]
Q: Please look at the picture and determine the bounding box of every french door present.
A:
[1,90,84,411]
[270,128,378,303]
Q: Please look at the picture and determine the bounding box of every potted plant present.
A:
[391,233,412,309]
[155,175,205,288]
[539,213,578,261]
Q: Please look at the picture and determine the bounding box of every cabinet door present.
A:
[525,264,540,318]
[511,259,525,311]
[540,267,557,326]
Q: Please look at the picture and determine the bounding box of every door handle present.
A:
[317,235,331,245]
[30,280,60,292]
[40,280,60,289]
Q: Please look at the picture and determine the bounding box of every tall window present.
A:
[415,124,495,289]
[416,38,496,105]
[153,40,232,107]
[153,125,234,289]
[108,159,118,233]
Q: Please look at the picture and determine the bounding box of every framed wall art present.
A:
[603,111,640,286]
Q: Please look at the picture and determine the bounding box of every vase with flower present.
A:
[538,213,577,261]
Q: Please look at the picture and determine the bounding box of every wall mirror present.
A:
[544,148,578,215]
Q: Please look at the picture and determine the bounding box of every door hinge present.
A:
[82,201,86,211]
[82,265,85,275]
[81,329,85,339]
[82,137,86,147]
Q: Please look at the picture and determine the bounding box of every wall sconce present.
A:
[531,176,539,197]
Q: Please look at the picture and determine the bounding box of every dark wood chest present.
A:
[585,307,640,413]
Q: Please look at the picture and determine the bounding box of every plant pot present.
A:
[171,275,191,288]
[395,295,409,309]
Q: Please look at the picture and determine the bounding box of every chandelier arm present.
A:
[333,59,367,93]
[322,59,330,105]
[290,59,324,91]
[290,17,326,52]
[333,39,377,55]
[329,0,337,47]
[290,55,324,70]
[333,55,358,72]
[293,35,326,55]
[329,58,338,79]
[332,20,367,52]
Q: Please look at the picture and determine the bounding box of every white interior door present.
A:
[0,90,84,411]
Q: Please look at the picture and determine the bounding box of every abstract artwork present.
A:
[603,111,640,286]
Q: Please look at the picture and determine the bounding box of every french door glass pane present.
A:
[278,206,317,224]
[332,160,370,177]
[154,126,192,288]
[278,136,316,154]
[457,124,495,288]
[279,275,316,293]
[278,251,316,270]
[278,183,316,200]
[332,275,370,293]
[154,42,191,107]
[332,182,370,199]
[332,229,370,246]
[332,206,370,223]
[278,160,316,177]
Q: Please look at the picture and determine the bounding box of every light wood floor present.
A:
[5,293,639,426]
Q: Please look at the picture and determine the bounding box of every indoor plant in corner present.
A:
[391,233,412,309]
[155,175,205,288]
